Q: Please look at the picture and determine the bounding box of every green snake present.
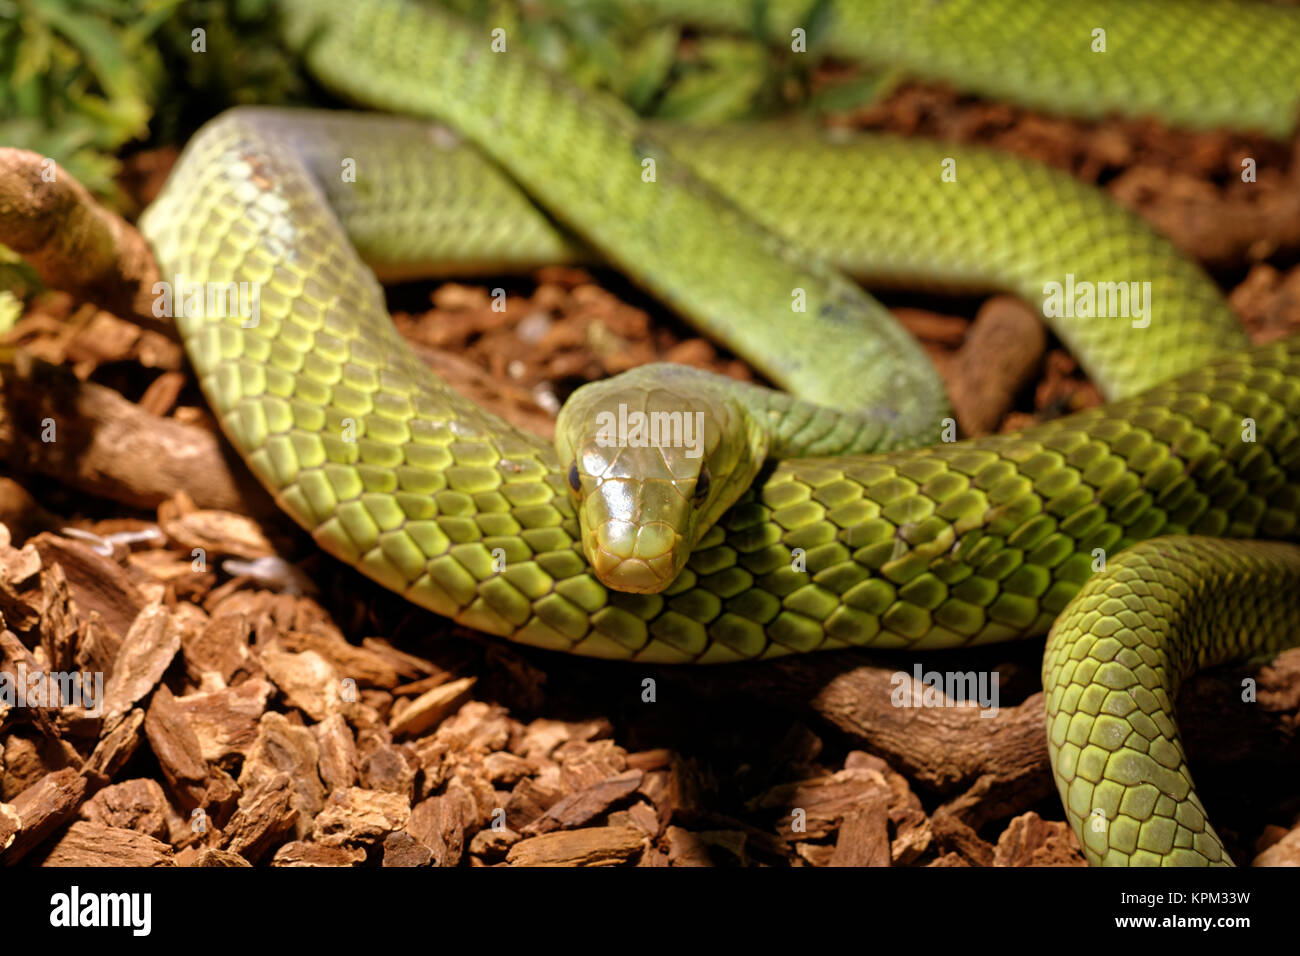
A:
[131,0,1300,865]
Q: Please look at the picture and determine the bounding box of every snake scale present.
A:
[135,0,1300,865]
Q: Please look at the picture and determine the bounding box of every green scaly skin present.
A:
[301,111,1246,402]
[135,0,1300,865]
[638,0,1300,137]
[1045,538,1300,866]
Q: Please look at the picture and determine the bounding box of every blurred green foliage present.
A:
[0,0,878,205]
[446,0,874,122]
[0,0,308,204]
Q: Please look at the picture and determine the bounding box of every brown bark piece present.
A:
[172,678,272,763]
[890,807,933,865]
[482,751,531,786]
[75,612,123,681]
[79,778,170,841]
[505,825,646,867]
[143,684,237,815]
[556,738,628,791]
[409,775,495,866]
[182,612,252,684]
[525,768,643,835]
[994,811,1086,866]
[101,604,181,726]
[85,707,145,780]
[31,533,144,639]
[382,830,434,867]
[222,771,298,864]
[2,767,87,863]
[158,509,275,561]
[281,628,401,689]
[270,841,367,867]
[359,743,416,798]
[718,657,1053,828]
[37,561,79,675]
[663,826,713,867]
[505,766,566,831]
[468,826,521,860]
[182,847,252,867]
[513,717,611,761]
[0,536,44,632]
[258,648,341,721]
[947,296,1048,436]
[389,675,476,738]
[313,713,359,795]
[40,820,174,867]
[1253,825,1300,867]
[0,353,266,514]
[0,801,19,852]
[238,712,325,840]
[829,787,892,867]
[752,767,891,841]
[407,795,459,867]
[311,787,411,849]
[931,810,996,867]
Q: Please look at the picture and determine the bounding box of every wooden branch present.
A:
[0,148,170,337]
[0,351,273,516]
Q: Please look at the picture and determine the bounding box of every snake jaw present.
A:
[576,472,692,593]
[585,516,684,594]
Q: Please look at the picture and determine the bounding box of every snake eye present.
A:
[567,462,582,494]
[693,467,711,506]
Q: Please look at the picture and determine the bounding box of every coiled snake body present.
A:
[138,0,1300,865]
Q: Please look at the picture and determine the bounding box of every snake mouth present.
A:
[586,533,684,594]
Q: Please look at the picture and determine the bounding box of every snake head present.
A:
[555,364,768,594]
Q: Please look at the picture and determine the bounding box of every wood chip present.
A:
[753,767,892,841]
[40,820,174,867]
[382,830,434,867]
[85,707,145,779]
[258,648,342,721]
[143,684,237,814]
[238,712,325,840]
[312,713,358,795]
[311,787,410,849]
[158,508,275,561]
[222,771,299,863]
[182,847,252,867]
[30,534,145,637]
[993,811,1085,866]
[388,675,475,737]
[181,612,252,684]
[829,785,892,867]
[525,769,643,834]
[79,778,170,840]
[172,678,272,763]
[3,767,87,863]
[505,825,646,867]
[101,604,181,725]
[270,840,367,867]
[281,628,400,689]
